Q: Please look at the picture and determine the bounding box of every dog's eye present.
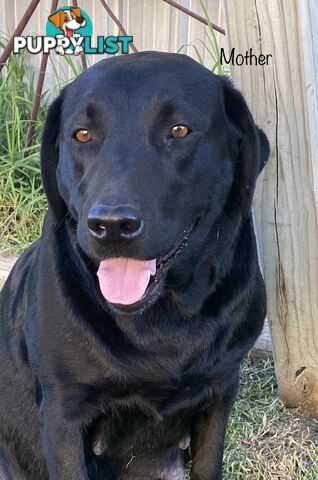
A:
[170,125,191,138]
[74,129,92,143]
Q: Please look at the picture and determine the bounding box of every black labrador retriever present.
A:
[0,52,269,480]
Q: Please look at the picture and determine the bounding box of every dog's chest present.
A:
[59,308,230,417]
[91,333,223,417]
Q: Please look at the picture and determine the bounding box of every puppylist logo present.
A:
[13,6,133,56]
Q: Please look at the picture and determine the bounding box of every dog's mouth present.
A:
[96,222,196,313]
[65,26,74,37]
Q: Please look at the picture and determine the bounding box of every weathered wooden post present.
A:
[224,0,318,417]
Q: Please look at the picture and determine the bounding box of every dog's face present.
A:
[48,8,86,36]
[41,52,267,314]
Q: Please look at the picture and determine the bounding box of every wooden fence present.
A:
[224,0,318,417]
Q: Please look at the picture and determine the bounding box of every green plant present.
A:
[0,39,48,253]
[0,38,90,253]
[49,54,87,92]
[178,1,229,74]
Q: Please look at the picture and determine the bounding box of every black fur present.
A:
[0,52,269,480]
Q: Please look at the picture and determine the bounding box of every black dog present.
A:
[0,52,269,480]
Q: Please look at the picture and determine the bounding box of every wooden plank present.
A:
[153,0,170,52]
[252,211,273,359]
[299,0,318,203]
[224,0,318,417]
[253,322,273,360]
[127,0,143,51]
[0,254,17,290]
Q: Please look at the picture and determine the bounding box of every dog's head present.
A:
[41,52,269,314]
[48,7,86,36]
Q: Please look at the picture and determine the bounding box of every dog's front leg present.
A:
[40,392,89,480]
[190,379,239,480]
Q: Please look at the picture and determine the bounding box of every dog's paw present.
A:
[56,46,65,56]
[74,46,83,56]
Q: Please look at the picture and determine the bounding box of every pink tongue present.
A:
[97,258,156,305]
[66,27,73,37]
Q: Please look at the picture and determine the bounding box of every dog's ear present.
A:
[41,90,67,228]
[221,77,269,219]
[70,7,81,18]
[48,10,64,29]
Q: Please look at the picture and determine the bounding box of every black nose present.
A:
[87,205,144,241]
[77,16,85,24]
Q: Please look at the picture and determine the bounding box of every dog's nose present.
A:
[87,205,144,241]
[77,16,85,24]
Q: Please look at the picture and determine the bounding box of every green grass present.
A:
[185,359,318,479]
[223,359,318,479]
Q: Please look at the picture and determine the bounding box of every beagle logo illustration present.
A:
[48,7,87,39]
[46,6,92,55]
[13,6,133,56]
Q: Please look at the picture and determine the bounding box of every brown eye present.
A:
[170,125,191,138]
[74,129,92,143]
